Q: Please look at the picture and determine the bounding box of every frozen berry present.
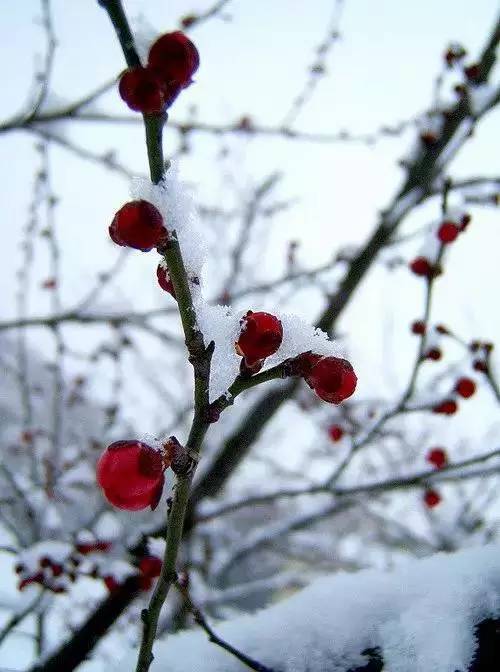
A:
[424,489,441,508]
[235,311,283,366]
[156,263,176,297]
[411,320,426,335]
[426,447,448,469]
[109,200,166,251]
[119,67,169,114]
[148,31,199,88]
[328,424,344,442]
[437,221,459,243]
[304,356,357,404]
[432,399,458,415]
[455,377,476,398]
[96,440,169,511]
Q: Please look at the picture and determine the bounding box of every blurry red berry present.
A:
[41,278,57,290]
[139,556,162,578]
[424,489,441,508]
[420,131,438,147]
[464,63,481,82]
[14,563,25,575]
[76,541,112,555]
[469,340,482,352]
[119,67,169,114]
[455,377,476,398]
[148,31,199,88]
[432,399,458,415]
[51,563,64,577]
[96,440,168,511]
[39,556,52,568]
[444,43,466,67]
[411,320,426,335]
[235,311,283,366]
[435,324,449,335]
[109,200,166,252]
[473,359,488,373]
[304,356,357,404]
[425,347,442,361]
[328,424,344,442]
[437,221,459,243]
[103,576,120,593]
[426,447,448,469]
[156,264,176,297]
[180,14,197,29]
[409,257,432,278]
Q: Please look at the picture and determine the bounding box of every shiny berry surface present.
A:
[97,440,167,511]
[109,200,166,251]
[305,356,357,404]
[148,31,199,87]
[235,311,283,365]
[156,264,176,297]
[437,221,459,243]
[119,67,168,114]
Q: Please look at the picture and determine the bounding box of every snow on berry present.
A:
[455,377,476,399]
[426,447,448,469]
[96,440,170,511]
[235,311,283,366]
[148,31,199,88]
[109,200,167,251]
[118,66,169,114]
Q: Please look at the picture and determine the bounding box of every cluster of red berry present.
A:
[409,213,470,278]
[422,447,449,508]
[119,31,199,114]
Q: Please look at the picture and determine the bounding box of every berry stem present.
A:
[98,3,212,671]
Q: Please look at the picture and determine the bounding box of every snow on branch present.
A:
[119,544,500,672]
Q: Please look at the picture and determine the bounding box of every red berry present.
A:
[425,347,442,361]
[473,359,488,373]
[328,424,344,442]
[455,377,476,398]
[39,556,52,568]
[426,447,448,469]
[424,489,441,508]
[139,556,163,578]
[14,563,25,575]
[304,356,357,405]
[437,221,459,243]
[96,441,168,511]
[109,201,166,252]
[41,278,57,290]
[103,576,120,593]
[420,131,438,147]
[464,63,481,82]
[148,31,199,88]
[411,320,426,335]
[118,67,169,114]
[51,563,64,577]
[76,541,112,555]
[409,257,432,277]
[156,264,176,297]
[235,311,283,366]
[432,399,458,415]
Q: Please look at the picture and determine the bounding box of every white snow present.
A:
[119,543,500,672]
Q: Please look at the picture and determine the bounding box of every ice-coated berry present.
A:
[156,263,176,297]
[235,311,283,366]
[303,355,357,404]
[148,31,199,88]
[96,440,168,511]
[455,377,476,399]
[328,424,344,442]
[426,447,448,469]
[119,67,169,114]
[109,200,166,251]
[424,489,441,508]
